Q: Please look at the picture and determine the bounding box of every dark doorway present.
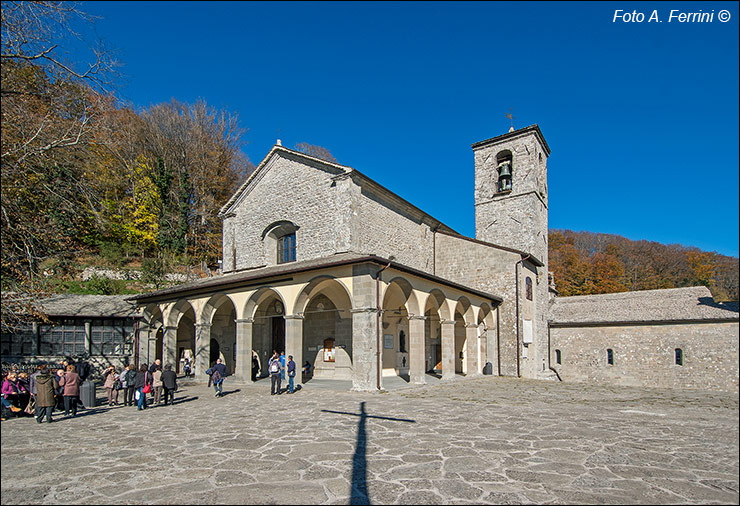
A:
[210,338,220,366]
[271,316,285,354]
[155,328,163,363]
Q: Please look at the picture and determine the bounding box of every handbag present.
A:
[142,383,151,394]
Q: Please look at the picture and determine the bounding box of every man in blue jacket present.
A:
[208,358,228,397]
[287,355,296,394]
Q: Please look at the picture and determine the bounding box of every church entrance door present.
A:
[271,316,285,354]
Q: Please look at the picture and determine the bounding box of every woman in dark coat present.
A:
[134,364,152,411]
[34,365,58,423]
[58,364,81,417]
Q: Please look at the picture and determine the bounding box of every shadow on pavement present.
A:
[322,402,416,505]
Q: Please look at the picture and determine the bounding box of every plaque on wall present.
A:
[323,348,335,362]
[384,334,394,349]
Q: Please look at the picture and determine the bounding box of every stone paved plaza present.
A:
[1,376,738,505]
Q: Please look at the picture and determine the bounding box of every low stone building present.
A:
[1,295,142,377]
[549,286,739,392]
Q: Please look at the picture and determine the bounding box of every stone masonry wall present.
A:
[550,322,740,393]
[353,184,435,272]
[434,233,522,377]
[223,151,436,274]
[224,153,346,272]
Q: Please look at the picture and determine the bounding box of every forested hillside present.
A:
[549,230,739,301]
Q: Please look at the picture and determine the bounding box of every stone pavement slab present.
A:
[1,376,737,505]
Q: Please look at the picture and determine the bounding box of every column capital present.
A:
[194,322,212,329]
[440,319,456,325]
[235,318,254,324]
[284,314,304,321]
[465,323,479,328]
[407,315,428,321]
[163,325,179,332]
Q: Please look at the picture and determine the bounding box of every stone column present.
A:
[162,326,178,369]
[284,315,303,385]
[408,315,426,384]
[465,323,480,376]
[194,323,211,381]
[440,320,456,380]
[351,308,379,391]
[235,318,254,382]
[84,321,92,356]
[32,322,40,355]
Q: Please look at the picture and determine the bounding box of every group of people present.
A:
[1,362,87,422]
[267,351,299,395]
[105,359,179,411]
[3,353,314,422]
[1,357,180,423]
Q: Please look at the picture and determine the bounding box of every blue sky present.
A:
[78,1,739,257]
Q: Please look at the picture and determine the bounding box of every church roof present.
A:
[218,145,458,234]
[129,252,503,305]
[35,294,143,318]
[549,286,739,326]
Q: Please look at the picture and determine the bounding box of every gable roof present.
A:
[218,144,459,234]
[35,294,143,318]
[550,286,739,326]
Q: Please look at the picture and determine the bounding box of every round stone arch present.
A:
[139,304,164,367]
[477,302,496,375]
[454,297,474,374]
[200,293,237,375]
[261,220,299,266]
[293,275,353,316]
[243,287,288,378]
[380,277,420,381]
[243,287,288,321]
[421,289,450,375]
[294,275,354,381]
[162,299,197,375]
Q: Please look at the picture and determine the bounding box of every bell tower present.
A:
[473,124,553,380]
[473,124,550,263]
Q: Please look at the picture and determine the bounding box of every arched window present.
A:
[399,330,407,353]
[675,348,683,366]
[606,348,614,365]
[496,150,513,193]
[262,221,298,265]
[555,349,561,365]
[525,277,533,301]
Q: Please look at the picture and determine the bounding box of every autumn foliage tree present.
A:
[549,230,739,301]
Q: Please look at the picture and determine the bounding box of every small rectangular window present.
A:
[607,348,614,365]
[278,233,296,264]
[555,349,561,365]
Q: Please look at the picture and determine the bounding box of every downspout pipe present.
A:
[376,261,392,390]
[514,254,530,378]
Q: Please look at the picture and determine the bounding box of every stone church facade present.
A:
[123,125,738,393]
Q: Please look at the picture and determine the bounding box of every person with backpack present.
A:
[123,364,137,406]
[206,358,227,397]
[268,351,281,395]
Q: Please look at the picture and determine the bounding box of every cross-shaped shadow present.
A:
[322,402,415,505]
